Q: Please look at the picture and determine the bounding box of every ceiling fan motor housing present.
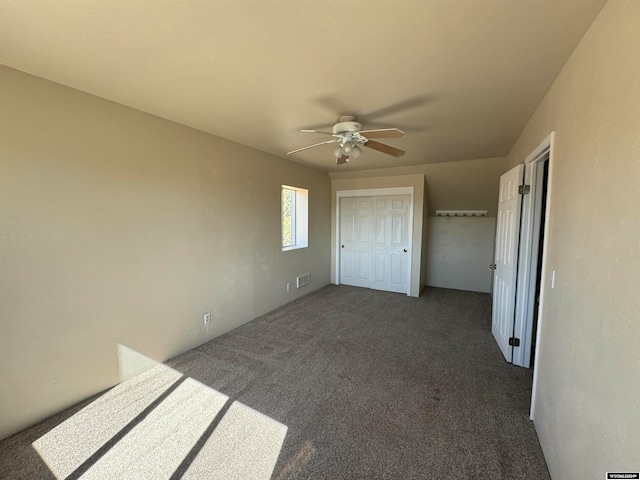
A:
[333,121,362,135]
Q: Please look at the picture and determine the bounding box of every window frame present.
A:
[281,185,308,251]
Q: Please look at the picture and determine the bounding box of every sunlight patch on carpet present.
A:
[32,362,182,479]
[32,345,287,479]
[182,401,287,480]
[80,377,228,479]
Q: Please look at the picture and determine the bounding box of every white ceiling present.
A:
[0,0,606,172]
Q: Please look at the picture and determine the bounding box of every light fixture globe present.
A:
[350,145,363,159]
[333,146,343,158]
[341,142,353,155]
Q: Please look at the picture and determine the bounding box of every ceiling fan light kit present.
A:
[287,115,406,165]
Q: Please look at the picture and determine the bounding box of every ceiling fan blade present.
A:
[336,155,349,165]
[360,128,405,139]
[287,138,340,155]
[300,129,335,135]
[364,140,406,157]
[361,96,430,121]
[314,95,352,116]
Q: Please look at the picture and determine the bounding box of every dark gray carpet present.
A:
[0,285,550,479]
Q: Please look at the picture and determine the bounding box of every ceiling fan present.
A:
[287,115,406,165]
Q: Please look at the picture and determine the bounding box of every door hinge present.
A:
[508,337,521,347]
[518,184,530,195]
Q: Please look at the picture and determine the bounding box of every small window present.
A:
[281,185,308,250]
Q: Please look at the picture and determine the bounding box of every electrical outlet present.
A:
[286,282,291,292]
[203,312,211,325]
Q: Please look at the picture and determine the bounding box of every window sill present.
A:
[282,245,307,252]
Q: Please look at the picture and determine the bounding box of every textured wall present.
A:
[329,157,508,217]
[0,66,331,440]
[505,1,640,477]
[426,217,495,293]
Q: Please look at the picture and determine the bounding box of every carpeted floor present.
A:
[0,285,550,479]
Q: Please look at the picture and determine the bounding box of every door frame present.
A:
[512,132,555,419]
[335,187,414,296]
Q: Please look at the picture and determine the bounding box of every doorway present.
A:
[491,133,554,384]
[515,157,549,368]
[530,161,549,367]
[513,136,553,371]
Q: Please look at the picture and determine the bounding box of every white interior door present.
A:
[491,164,524,362]
[340,197,373,288]
[340,195,410,293]
[370,195,410,293]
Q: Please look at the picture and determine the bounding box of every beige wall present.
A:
[426,217,496,293]
[330,175,425,297]
[505,1,640,477]
[329,157,508,216]
[0,66,331,440]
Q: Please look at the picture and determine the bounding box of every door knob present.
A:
[341,245,345,248]
[403,249,408,252]
[489,264,496,269]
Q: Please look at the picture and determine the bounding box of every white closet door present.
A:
[340,195,410,293]
[340,197,373,288]
[370,195,410,293]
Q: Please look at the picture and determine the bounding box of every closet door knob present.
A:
[341,244,345,248]
[403,249,408,252]
[490,264,497,269]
